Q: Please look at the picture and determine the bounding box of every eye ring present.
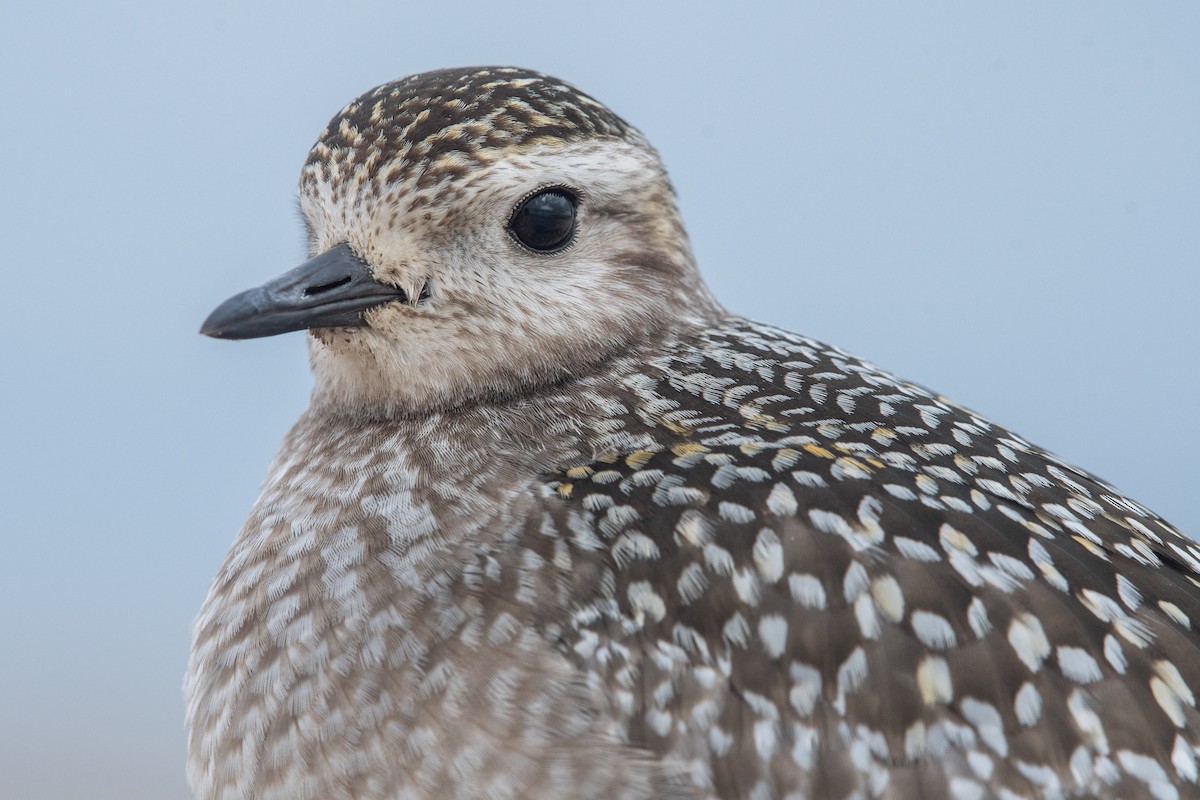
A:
[507,186,579,253]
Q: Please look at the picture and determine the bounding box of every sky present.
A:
[1,2,1197,798]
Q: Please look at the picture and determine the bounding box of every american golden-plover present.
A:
[188,66,1200,800]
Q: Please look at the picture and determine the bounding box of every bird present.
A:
[187,66,1200,800]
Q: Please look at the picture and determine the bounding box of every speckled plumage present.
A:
[188,67,1200,800]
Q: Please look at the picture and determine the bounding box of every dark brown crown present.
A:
[302,66,640,191]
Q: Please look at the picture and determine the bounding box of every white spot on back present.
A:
[961,698,1008,756]
[709,726,733,756]
[1116,574,1143,610]
[646,708,672,737]
[837,647,868,694]
[723,612,750,648]
[704,543,735,575]
[758,615,788,659]
[1015,760,1063,795]
[949,777,985,800]
[855,593,881,639]
[1172,734,1198,782]
[1155,660,1195,709]
[1014,682,1042,727]
[765,483,798,516]
[967,597,992,638]
[1057,646,1102,684]
[732,566,761,606]
[791,723,818,769]
[917,656,953,705]
[1151,674,1190,729]
[894,536,942,562]
[1068,689,1109,754]
[809,509,853,536]
[788,662,822,716]
[904,721,927,760]
[871,576,905,623]
[627,581,666,623]
[912,610,958,650]
[843,561,870,602]
[1117,750,1177,800]
[752,528,785,582]
[1104,634,1128,674]
[788,573,827,609]
[1008,614,1051,672]
[719,501,756,524]
[989,552,1035,581]
[968,750,994,781]
[1159,601,1192,629]
[677,563,708,604]
[754,718,778,759]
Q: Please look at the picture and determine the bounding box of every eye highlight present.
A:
[508,188,578,252]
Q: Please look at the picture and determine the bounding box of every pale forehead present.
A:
[300,66,642,197]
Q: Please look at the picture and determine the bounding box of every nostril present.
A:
[303,276,352,297]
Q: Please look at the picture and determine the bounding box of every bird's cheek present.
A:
[361,302,414,332]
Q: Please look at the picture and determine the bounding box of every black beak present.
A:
[200,243,409,339]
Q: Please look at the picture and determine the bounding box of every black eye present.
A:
[508,189,577,252]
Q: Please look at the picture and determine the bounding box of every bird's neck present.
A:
[305,293,723,419]
[228,341,683,583]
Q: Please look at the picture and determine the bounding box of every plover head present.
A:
[202,66,721,415]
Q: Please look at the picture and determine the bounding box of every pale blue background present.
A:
[1,2,1197,798]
